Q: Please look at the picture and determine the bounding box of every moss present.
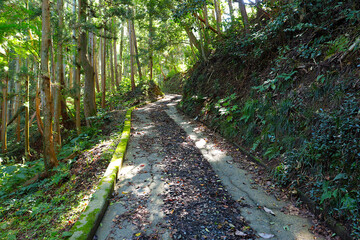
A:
[69,108,136,240]
[70,208,100,240]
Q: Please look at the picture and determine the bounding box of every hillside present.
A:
[178,1,360,238]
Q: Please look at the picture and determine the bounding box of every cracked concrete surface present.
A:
[165,95,323,240]
[96,95,323,240]
[96,103,171,240]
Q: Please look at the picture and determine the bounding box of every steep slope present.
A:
[180,1,360,238]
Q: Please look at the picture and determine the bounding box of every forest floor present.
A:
[95,95,335,240]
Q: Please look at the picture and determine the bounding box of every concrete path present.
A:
[96,95,323,240]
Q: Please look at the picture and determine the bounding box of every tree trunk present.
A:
[213,0,222,33]
[1,75,8,153]
[41,0,58,172]
[114,38,118,87]
[184,26,202,55]
[202,6,210,55]
[119,24,124,84]
[54,0,63,151]
[95,50,100,92]
[14,58,21,142]
[75,37,81,134]
[228,0,235,22]
[128,20,135,91]
[131,20,142,80]
[110,38,115,93]
[238,0,249,33]
[149,13,154,81]
[101,30,106,108]
[25,60,30,160]
[79,0,96,126]
[35,65,44,137]
[196,18,207,61]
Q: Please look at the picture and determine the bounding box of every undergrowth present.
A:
[0,83,162,239]
[180,0,360,237]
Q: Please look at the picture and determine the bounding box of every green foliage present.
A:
[180,0,360,237]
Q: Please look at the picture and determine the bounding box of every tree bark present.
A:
[110,38,115,93]
[213,0,222,33]
[128,19,135,91]
[41,0,58,172]
[95,50,100,92]
[149,10,154,81]
[131,20,142,80]
[14,58,21,142]
[25,61,30,160]
[54,0,64,151]
[184,26,202,54]
[228,0,235,22]
[1,75,8,153]
[119,24,124,84]
[79,0,96,126]
[101,30,106,108]
[114,37,118,88]
[237,0,250,33]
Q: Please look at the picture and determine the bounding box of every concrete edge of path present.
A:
[233,143,352,240]
[69,107,135,240]
[180,106,352,240]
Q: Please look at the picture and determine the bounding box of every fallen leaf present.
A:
[264,207,276,216]
[259,233,275,238]
[235,230,247,236]
[135,232,141,237]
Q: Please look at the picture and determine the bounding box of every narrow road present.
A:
[96,95,323,240]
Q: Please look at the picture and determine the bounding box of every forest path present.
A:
[95,95,323,240]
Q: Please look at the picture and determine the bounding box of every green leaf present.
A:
[333,173,347,181]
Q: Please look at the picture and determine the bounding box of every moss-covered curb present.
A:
[69,107,135,240]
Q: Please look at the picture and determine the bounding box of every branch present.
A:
[246,0,272,19]
[7,106,25,126]
[193,13,219,35]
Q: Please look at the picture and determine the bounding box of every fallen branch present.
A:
[61,151,80,162]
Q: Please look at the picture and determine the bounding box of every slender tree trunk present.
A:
[79,0,96,126]
[238,0,249,33]
[95,51,100,92]
[202,6,210,55]
[54,0,63,151]
[15,58,21,142]
[213,0,222,33]
[41,0,58,172]
[148,14,154,81]
[101,30,106,108]
[109,38,115,93]
[184,26,202,55]
[228,0,235,22]
[75,37,81,134]
[128,20,135,91]
[119,25,124,84]
[114,37,118,88]
[196,18,207,61]
[35,63,44,136]
[25,60,30,160]
[131,20,142,80]
[91,34,97,109]
[73,0,81,134]
[1,75,8,153]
